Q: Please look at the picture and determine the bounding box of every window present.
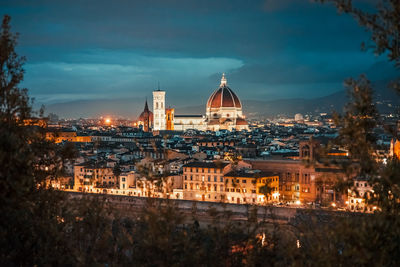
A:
[220,185,224,191]
[208,176,211,182]
[122,178,126,182]
[185,184,187,189]
[184,175,187,180]
[220,177,223,182]
[230,188,235,192]
[202,176,205,182]
[214,185,217,191]
[236,189,240,193]
[196,184,199,190]
[252,190,256,193]
[242,180,247,183]
[190,175,193,181]
[243,189,247,193]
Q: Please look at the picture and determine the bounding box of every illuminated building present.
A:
[248,138,343,205]
[205,73,248,131]
[153,90,166,131]
[347,179,376,213]
[224,170,279,204]
[390,138,400,159]
[74,164,115,193]
[46,129,92,143]
[137,100,153,132]
[152,74,249,132]
[182,162,229,202]
[166,108,174,130]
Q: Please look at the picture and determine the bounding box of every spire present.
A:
[144,98,149,112]
[220,73,227,86]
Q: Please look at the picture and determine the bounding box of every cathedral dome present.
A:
[207,74,242,109]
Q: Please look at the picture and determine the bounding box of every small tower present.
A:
[220,73,227,86]
[137,99,153,132]
[166,107,175,130]
[153,89,166,131]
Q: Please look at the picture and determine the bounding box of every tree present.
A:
[318,0,400,92]
[333,75,380,178]
[0,15,75,265]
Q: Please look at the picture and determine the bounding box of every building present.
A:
[166,108,175,130]
[390,138,400,159]
[74,163,115,193]
[347,178,377,213]
[151,74,249,132]
[205,74,248,131]
[46,129,91,143]
[119,171,136,190]
[182,161,230,202]
[174,115,207,131]
[153,90,166,131]
[137,100,153,132]
[224,169,279,204]
[247,139,344,205]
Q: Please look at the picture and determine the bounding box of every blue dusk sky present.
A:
[1,0,399,110]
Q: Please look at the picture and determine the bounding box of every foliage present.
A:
[0,15,76,265]
[333,74,380,178]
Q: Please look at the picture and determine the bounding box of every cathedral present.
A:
[137,74,248,132]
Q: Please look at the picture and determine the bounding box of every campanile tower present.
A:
[152,89,166,131]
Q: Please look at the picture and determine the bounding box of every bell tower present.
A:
[153,89,166,131]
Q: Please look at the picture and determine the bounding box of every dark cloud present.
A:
[1,0,396,115]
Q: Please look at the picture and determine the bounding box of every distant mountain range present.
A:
[46,82,399,119]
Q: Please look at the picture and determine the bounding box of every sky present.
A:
[1,0,399,111]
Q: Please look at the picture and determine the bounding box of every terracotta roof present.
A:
[183,161,229,169]
[207,85,242,109]
[236,118,248,125]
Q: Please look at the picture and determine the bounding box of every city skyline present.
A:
[2,0,399,117]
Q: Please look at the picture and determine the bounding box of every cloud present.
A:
[22,52,243,103]
[2,0,395,113]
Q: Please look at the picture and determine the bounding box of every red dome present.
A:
[207,74,242,109]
